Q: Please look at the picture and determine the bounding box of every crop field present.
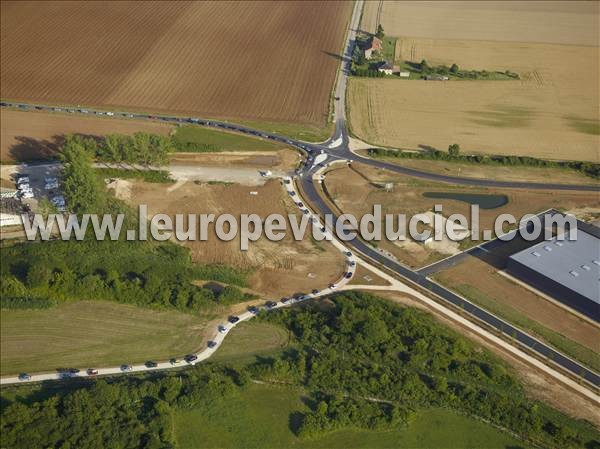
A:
[351,2,599,162]
[1,1,351,128]
[0,109,173,162]
[130,179,345,298]
[324,163,600,267]
[0,301,209,376]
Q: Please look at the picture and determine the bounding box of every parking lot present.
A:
[5,163,64,212]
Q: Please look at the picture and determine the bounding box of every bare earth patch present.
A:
[129,179,344,298]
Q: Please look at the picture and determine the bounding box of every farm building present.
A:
[506,227,600,322]
[376,61,393,75]
[363,36,382,59]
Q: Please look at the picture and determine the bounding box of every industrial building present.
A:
[507,226,600,322]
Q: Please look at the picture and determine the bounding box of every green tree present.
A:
[448,143,460,157]
[450,63,459,74]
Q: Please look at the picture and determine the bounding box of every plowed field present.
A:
[1,1,351,126]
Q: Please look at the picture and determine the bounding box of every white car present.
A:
[106,112,115,116]
[218,325,228,334]
[329,283,337,290]
[16,176,30,185]
[20,190,34,199]
[18,183,30,191]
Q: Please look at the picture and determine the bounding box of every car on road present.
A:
[207,341,217,349]
[289,191,296,196]
[18,373,31,381]
[296,202,303,207]
[348,261,356,267]
[145,361,158,368]
[302,209,309,215]
[329,283,337,290]
[344,272,352,279]
[248,305,259,314]
[265,301,277,309]
[284,179,291,184]
[184,354,198,363]
[169,358,179,365]
[120,364,132,372]
[87,368,99,376]
[345,251,352,257]
[311,289,320,295]
[320,226,326,233]
[16,176,30,185]
[228,316,240,324]
[218,325,228,334]
[280,297,291,303]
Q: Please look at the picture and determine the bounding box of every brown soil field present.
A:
[434,256,599,352]
[361,1,599,46]
[129,179,345,298]
[169,150,299,172]
[352,2,599,162]
[1,109,173,162]
[1,1,351,127]
[324,163,600,267]
[356,151,597,186]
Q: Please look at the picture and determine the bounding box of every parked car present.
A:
[228,315,240,324]
[18,373,31,381]
[120,364,132,372]
[145,361,158,368]
[345,272,352,279]
[345,251,352,257]
[184,354,198,363]
[207,341,217,349]
[218,325,228,334]
[248,305,259,314]
[312,289,320,295]
[169,358,179,365]
[16,176,30,185]
[265,301,277,309]
[280,297,291,303]
[329,283,337,290]
[87,368,99,376]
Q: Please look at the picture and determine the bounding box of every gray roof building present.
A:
[507,228,600,321]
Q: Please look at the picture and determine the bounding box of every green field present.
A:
[174,383,527,449]
[0,301,210,375]
[172,125,287,152]
[236,119,332,143]
[210,320,290,363]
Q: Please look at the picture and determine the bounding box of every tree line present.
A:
[368,147,600,179]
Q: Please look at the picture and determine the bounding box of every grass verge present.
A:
[437,282,600,373]
[173,125,287,152]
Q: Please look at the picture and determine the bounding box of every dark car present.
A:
[87,368,99,376]
[18,373,31,381]
[345,251,352,257]
[312,289,320,295]
[207,341,217,349]
[265,301,277,309]
[120,364,132,372]
[303,209,309,215]
[345,272,353,279]
[228,315,240,324]
[280,297,291,303]
[169,358,179,365]
[145,361,158,368]
[184,354,198,363]
[248,305,259,314]
[348,261,356,267]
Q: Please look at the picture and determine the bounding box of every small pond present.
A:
[422,192,508,209]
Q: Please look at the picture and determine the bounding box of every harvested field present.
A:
[1,1,351,128]
[352,2,599,162]
[130,179,345,297]
[169,150,299,172]
[1,109,172,162]
[324,163,600,267]
[361,1,599,46]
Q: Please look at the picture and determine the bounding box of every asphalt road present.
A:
[1,0,598,388]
